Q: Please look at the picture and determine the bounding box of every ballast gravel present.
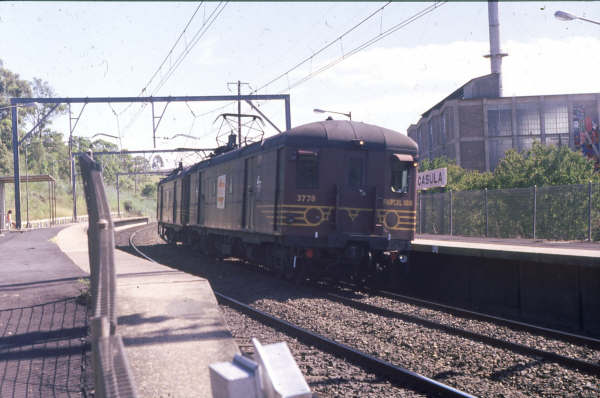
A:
[118,224,600,397]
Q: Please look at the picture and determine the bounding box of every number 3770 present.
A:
[297,194,316,202]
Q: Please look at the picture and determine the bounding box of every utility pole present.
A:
[228,81,250,147]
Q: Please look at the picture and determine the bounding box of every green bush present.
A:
[141,183,156,198]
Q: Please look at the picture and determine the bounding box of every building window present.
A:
[444,110,454,140]
[489,138,513,170]
[428,121,434,158]
[487,104,512,137]
[516,102,540,136]
[517,136,535,152]
[296,150,319,189]
[544,102,569,135]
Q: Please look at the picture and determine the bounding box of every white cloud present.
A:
[287,36,600,133]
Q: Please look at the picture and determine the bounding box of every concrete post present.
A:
[117,174,121,218]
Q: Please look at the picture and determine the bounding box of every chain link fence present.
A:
[417,183,599,241]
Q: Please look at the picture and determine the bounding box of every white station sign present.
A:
[417,167,447,190]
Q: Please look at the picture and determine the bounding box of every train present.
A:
[157,119,418,282]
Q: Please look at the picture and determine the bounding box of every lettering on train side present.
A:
[384,199,413,207]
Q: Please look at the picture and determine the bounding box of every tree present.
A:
[491,142,600,189]
[0,59,33,174]
[141,183,156,198]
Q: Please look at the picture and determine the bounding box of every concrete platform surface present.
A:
[0,227,89,397]
[413,234,600,266]
[56,223,239,397]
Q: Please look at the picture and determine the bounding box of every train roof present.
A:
[160,120,417,184]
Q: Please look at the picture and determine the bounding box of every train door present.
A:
[273,148,285,231]
[242,156,257,230]
[173,180,178,224]
[337,150,371,233]
[159,186,163,221]
[182,174,191,225]
[197,172,204,225]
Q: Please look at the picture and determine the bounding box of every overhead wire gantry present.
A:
[10,94,291,228]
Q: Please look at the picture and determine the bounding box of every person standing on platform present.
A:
[6,210,12,230]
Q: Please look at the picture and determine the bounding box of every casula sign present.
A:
[417,167,447,190]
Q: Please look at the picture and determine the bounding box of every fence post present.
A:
[533,185,537,240]
[449,190,453,236]
[484,188,488,238]
[589,181,592,242]
[91,316,110,398]
[419,192,422,234]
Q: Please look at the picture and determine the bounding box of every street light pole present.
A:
[554,10,600,26]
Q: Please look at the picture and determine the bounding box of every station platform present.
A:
[57,222,240,397]
[404,234,600,336]
[1,222,239,397]
[412,234,600,266]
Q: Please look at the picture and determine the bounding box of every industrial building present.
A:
[407,74,600,171]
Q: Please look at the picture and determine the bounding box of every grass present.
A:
[2,178,157,221]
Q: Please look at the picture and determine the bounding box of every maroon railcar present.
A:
[158,120,418,280]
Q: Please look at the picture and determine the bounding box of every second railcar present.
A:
[158,119,418,279]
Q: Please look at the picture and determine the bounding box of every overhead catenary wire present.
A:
[118,2,205,117]
[254,2,393,94]
[194,2,393,119]
[121,2,228,133]
[151,2,228,95]
[284,1,447,92]
[228,2,445,128]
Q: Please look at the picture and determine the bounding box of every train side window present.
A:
[296,150,319,189]
[390,154,412,194]
[348,157,364,187]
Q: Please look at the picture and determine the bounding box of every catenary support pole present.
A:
[11,105,21,229]
[152,102,156,148]
[72,156,77,222]
[117,175,120,218]
[284,96,292,131]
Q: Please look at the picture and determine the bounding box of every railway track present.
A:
[339,281,600,350]
[123,223,600,397]
[128,224,475,397]
[320,289,600,376]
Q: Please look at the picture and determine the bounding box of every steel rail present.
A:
[126,226,476,398]
[213,292,477,398]
[324,291,600,377]
[350,283,600,351]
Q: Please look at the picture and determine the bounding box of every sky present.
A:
[1,1,599,167]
